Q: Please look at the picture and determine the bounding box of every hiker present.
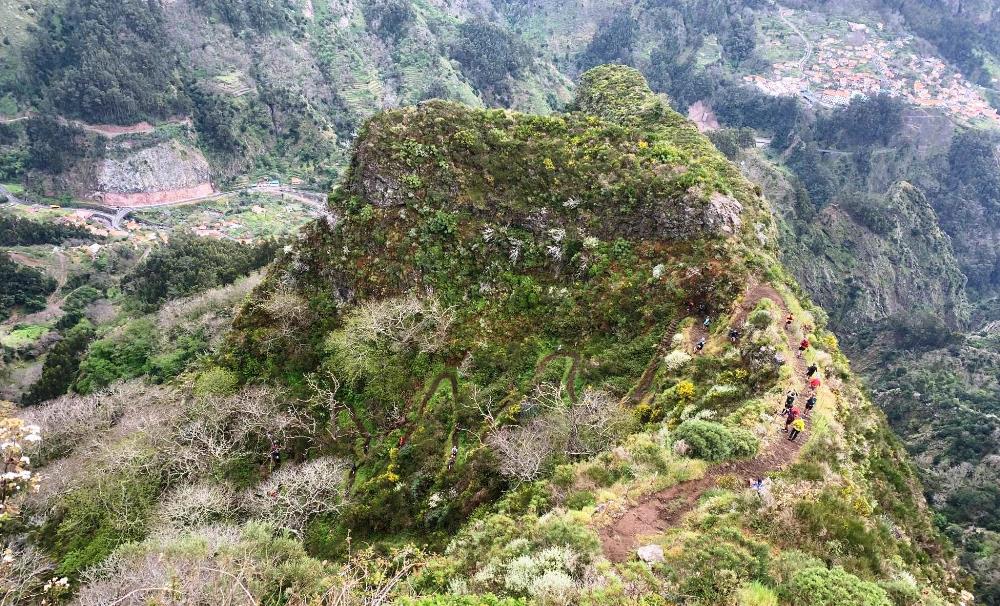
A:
[696,338,706,352]
[808,377,821,391]
[780,394,795,419]
[448,445,459,471]
[785,313,794,329]
[267,434,281,469]
[349,462,358,478]
[805,394,817,417]
[788,417,806,441]
[703,316,711,328]
[749,477,765,497]
[797,337,810,358]
[728,327,741,343]
[806,363,818,378]
[783,407,800,432]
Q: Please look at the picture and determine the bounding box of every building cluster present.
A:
[745,17,1000,126]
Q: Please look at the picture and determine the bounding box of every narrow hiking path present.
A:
[599,282,811,562]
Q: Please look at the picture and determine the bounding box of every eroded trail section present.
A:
[599,283,809,562]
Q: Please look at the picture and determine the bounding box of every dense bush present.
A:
[672,419,760,462]
[22,320,96,405]
[74,319,158,393]
[451,20,531,104]
[788,566,891,606]
[816,94,904,148]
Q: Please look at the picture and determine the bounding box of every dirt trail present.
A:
[599,282,810,562]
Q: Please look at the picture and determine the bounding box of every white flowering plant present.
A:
[1,402,41,519]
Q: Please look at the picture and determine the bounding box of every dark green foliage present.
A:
[887,311,960,350]
[707,128,757,160]
[193,0,299,31]
[720,15,757,66]
[841,192,895,235]
[577,13,640,71]
[711,86,801,147]
[121,231,275,310]
[451,20,532,104]
[28,0,187,124]
[816,94,904,148]
[0,215,93,246]
[0,253,55,320]
[672,419,759,462]
[25,116,96,174]
[363,0,414,39]
[671,526,771,603]
[946,130,1000,221]
[22,320,96,405]
[42,466,161,576]
[74,319,158,393]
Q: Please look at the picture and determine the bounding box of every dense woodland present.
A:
[0,252,55,320]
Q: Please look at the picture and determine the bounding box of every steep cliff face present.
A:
[744,153,969,335]
[95,138,214,206]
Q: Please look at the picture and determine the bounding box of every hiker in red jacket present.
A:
[797,337,810,358]
[783,407,800,432]
[809,377,821,391]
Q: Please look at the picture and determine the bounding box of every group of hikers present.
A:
[692,308,820,446]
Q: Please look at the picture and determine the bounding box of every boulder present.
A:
[636,544,664,564]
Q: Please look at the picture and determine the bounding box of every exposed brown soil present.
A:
[599,281,811,562]
[95,182,216,207]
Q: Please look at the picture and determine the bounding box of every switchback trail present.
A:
[599,282,810,562]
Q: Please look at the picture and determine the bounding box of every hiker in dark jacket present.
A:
[805,394,817,417]
[696,338,706,352]
[729,327,741,343]
[806,363,818,378]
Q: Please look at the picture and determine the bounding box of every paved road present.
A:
[93,185,328,228]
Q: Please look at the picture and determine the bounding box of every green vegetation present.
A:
[672,419,759,462]
[0,214,93,246]
[0,252,55,319]
[120,231,275,311]
[28,0,186,124]
[22,319,96,405]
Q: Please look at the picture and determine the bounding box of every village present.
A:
[746,11,1000,127]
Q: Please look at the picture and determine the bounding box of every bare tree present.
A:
[487,418,558,484]
[1,542,54,606]
[565,388,622,457]
[243,457,350,535]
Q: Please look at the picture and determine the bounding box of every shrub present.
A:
[729,427,761,459]
[194,367,240,397]
[788,566,892,606]
[672,419,759,462]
